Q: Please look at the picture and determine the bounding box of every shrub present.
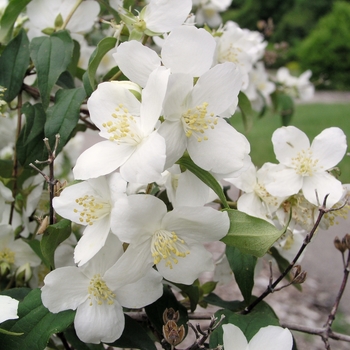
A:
[298,1,350,90]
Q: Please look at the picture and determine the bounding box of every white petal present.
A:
[189,62,243,115]
[237,192,270,222]
[163,206,229,242]
[74,217,112,266]
[140,66,170,134]
[0,295,19,323]
[266,165,303,197]
[41,267,89,313]
[10,239,41,267]
[120,131,166,184]
[161,26,216,76]
[143,0,192,33]
[158,120,187,169]
[73,141,134,180]
[75,299,124,344]
[302,173,344,208]
[116,268,163,308]
[187,118,250,174]
[111,195,165,243]
[249,326,293,350]
[272,126,310,166]
[157,243,214,284]
[311,127,347,170]
[222,323,248,350]
[113,41,161,87]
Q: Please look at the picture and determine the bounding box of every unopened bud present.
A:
[0,261,11,277]
[163,320,185,346]
[334,236,347,253]
[41,27,55,35]
[16,263,32,283]
[54,13,64,28]
[343,234,350,250]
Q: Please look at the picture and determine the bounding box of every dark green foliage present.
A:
[298,1,350,90]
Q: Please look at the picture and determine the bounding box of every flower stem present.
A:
[60,0,84,30]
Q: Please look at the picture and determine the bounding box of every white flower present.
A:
[276,67,314,101]
[266,126,347,208]
[0,295,19,324]
[26,0,100,41]
[114,25,216,87]
[53,173,127,266]
[0,181,13,222]
[222,323,293,350]
[73,67,170,183]
[193,0,232,28]
[111,194,229,284]
[159,62,250,176]
[41,234,163,344]
[0,224,41,271]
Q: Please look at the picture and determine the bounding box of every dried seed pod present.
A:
[163,320,185,346]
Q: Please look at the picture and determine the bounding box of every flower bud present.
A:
[334,236,347,253]
[16,263,32,283]
[343,234,350,250]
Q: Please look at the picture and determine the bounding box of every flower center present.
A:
[0,247,15,264]
[291,149,320,176]
[102,104,142,145]
[74,195,111,226]
[220,44,242,64]
[88,274,116,306]
[181,102,217,142]
[151,230,190,269]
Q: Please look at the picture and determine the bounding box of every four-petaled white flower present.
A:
[266,126,347,208]
[41,234,163,344]
[73,67,170,184]
[222,323,293,350]
[159,62,251,176]
[111,194,229,285]
[53,173,127,266]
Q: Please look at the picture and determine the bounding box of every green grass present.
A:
[230,103,350,183]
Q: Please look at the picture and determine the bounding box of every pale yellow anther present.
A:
[291,149,320,176]
[151,230,189,269]
[0,247,15,264]
[88,274,116,306]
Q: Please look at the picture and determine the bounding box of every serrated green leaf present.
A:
[41,219,71,269]
[0,0,31,44]
[225,246,257,304]
[237,91,254,133]
[145,284,188,335]
[107,314,156,350]
[177,155,229,209]
[222,209,285,257]
[82,36,117,96]
[0,288,75,350]
[0,29,30,102]
[16,102,47,167]
[209,301,279,348]
[30,32,74,109]
[45,87,86,154]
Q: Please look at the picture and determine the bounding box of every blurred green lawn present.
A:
[230,103,350,184]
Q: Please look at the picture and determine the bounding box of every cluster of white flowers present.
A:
[0,0,348,348]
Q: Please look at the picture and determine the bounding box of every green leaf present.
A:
[26,239,46,265]
[172,282,200,312]
[82,36,117,96]
[271,91,294,126]
[0,0,31,44]
[45,87,86,154]
[203,293,243,311]
[41,219,72,269]
[16,102,47,167]
[177,155,229,209]
[145,284,188,335]
[222,209,285,257]
[0,288,31,301]
[107,314,156,350]
[209,301,279,348]
[0,29,30,102]
[237,91,254,133]
[0,289,75,350]
[30,32,74,109]
[56,71,75,89]
[225,246,257,304]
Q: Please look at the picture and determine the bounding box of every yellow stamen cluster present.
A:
[182,102,217,142]
[102,104,140,144]
[220,44,242,64]
[74,195,110,226]
[88,274,116,306]
[151,230,190,269]
[0,247,15,264]
[291,149,320,176]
